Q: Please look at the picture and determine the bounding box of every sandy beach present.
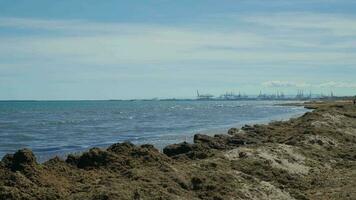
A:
[1,100,355,200]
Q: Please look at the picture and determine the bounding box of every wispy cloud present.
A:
[262,81,310,88]
[318,81,356,88]
[263,81,356,89]
[0,16,356,67]
[243,12,356,36]
[1,11,356,99]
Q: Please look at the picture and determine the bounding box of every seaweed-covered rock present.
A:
[65,154,80,166]
[7,149,37,172]
[1,153,14,168]
[163,141,214,160]
[227,137,246,146]
[107,142,135,154]
[163,142,194,157]
[227,128,239,135]
[194,134,214,144]
[76,148,116,169]
[194,134,227,149]
[140,144,158,151]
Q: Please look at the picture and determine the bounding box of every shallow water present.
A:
[0,100,307,161]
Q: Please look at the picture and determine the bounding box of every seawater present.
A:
[0,100,307,161]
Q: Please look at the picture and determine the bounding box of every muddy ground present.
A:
[1,101,355,199]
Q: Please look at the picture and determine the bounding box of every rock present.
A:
[186,150,211,160]
[214,134,230,140]
[227,128,239,135]
[194,134,214,143]
[316,139,324,146]
[239,152,247,158]
[140,144,158,152]
[1,153,14,168]
[65,154,80,166]
[163,142,194,157]
[241,125,254,131]
[227,138,245,146]
[191,177,204,190]
[131,146,159,160]
[194,134,227,149]
[285,137,298,146]
[107,142,135,154]
[76,148,115,169]
[10,149,37,171]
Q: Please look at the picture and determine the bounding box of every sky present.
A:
[0,0,356,100]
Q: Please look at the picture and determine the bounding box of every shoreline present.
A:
[1,100,355,199]
[0,100,308,163]
[36,107,309,163]
[49,107,309,163]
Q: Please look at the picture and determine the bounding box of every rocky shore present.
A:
[1,101,355,200]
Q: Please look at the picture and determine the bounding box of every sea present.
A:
[0,100,308,162]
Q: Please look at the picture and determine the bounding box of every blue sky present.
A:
[0,0,356,99]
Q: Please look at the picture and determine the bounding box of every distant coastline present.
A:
[2,96,353,102]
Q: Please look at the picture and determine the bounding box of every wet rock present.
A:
[163,142,194,157]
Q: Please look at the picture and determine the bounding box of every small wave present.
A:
[0,100,308,160]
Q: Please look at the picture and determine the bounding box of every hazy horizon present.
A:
[1,0,356,100]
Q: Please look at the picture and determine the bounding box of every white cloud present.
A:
[0,14,356,67]
[263,81,356,89]
[243,12,356,36]
[262,81,310,88]
[0,17,272,65]
[318,81,356,88]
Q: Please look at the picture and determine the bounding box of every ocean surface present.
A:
[0,100,307,161]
